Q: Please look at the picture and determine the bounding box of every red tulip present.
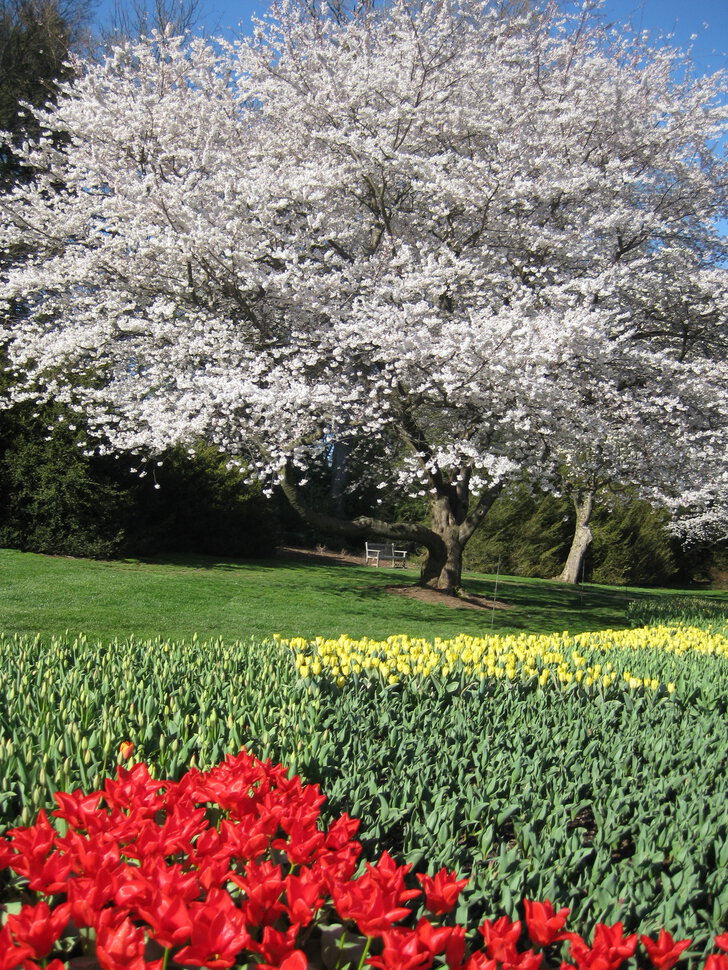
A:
[705,957,728,970]
[173,888,252,968]
[6,900,70,959]
[567,921,638,970]
[480,916,523,962]
[0,925,32,970]
[94,910,149,970]
[418,867,469,915]
[640,930,692,969]
[524,899,571,947]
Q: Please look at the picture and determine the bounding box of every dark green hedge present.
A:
[0,402,278,559]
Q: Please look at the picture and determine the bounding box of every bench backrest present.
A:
[366,542,395,554]
[366,542,407,561]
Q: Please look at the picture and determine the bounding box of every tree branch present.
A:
[280,462,445,555]
[458,480,504,544]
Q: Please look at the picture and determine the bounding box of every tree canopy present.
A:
[1,0,727,590]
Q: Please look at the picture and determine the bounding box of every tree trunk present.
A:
[421,480,504,592]
[419,493,464,591]
[557,490,596,584]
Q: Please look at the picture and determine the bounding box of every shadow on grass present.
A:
[122,553,283,572]
[352,571,640,634]
[103,550,726,637]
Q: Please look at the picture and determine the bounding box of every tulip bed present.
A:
[1,624,728,962]
[1,750,728,970]
[277,625,728,692]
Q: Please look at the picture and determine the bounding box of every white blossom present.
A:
[1,1,726,586]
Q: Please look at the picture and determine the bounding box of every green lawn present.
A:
[1,546,725,641]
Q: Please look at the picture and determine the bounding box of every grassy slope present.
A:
[1,546,726,641]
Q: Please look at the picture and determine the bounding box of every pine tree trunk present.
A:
[330,440,350,517]
[557,490,596,584]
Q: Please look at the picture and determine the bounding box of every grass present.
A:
[2,546,727,642]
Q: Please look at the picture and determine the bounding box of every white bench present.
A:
[365,541,408,568]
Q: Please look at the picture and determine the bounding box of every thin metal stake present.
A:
[491,554,501,628]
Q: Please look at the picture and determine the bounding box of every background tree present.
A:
[98,0,204,46]
[0,0,91,189]
[0,398,281,557]
[461,485,689,587]
[462,483,573,580]
[130,443,279,558]
[1,0,727,592]
[531,235,728,584]
[0,399,132,557]
[0,0,112,557]
[589,498,680,588]
[0,0,281,562]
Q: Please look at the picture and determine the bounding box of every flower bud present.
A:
[119,740,134,760]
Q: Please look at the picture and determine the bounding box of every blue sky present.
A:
[93,0,727,69]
